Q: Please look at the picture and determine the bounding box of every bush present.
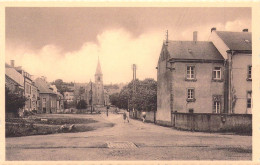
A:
[5,87,26,116]
[76,100,87,109]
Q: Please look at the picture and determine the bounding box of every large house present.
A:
[209,28,252,114]
[35,77,57,113]
[6,60,39,111]
[5,63,24,95]
[156,29,252,125]
[156,31,225,125]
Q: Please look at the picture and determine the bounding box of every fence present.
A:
[172,112,252,134]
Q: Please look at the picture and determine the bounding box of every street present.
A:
[6,113,252,160]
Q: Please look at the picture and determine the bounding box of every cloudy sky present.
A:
[5,7,251,84]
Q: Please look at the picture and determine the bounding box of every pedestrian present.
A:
[106,105,109,117]
[123,112,127,123]
[142,111,146,123]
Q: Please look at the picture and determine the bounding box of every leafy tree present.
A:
[109,93,120,107]
[5,87,27,116]
[52,79,73,95]
[76,100,87,109]
[64,100,68,109]
[109,78,157,112]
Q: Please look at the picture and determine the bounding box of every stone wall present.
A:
[172,112,252,134]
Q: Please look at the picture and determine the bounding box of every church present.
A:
[74,58,109,107]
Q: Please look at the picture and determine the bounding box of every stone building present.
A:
[209,28,252,114]
[156,32,225,125]
[157,29,252,124]
[5,63,24,95]
[35,77,57,113]
[7,60,39,111]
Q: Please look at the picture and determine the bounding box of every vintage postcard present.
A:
[1,1,260,164]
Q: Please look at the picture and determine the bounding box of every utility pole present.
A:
[90,81,93,114]
[132,64,137,118]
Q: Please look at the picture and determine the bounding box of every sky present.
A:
[5,7,251,84]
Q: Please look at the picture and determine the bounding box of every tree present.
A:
[64,100,68,109]
[109,78,157,112]
[5,86,27,116]
[76,100,87,109]
[109,93,120,107]
[51,79,73,95]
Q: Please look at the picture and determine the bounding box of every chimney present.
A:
[243,29,248,32]
[211,27,216,33]
[193,31,197,42]
[10,60,15,67]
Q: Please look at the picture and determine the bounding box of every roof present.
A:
[166,41,224,61]
[95,57,102,75]
[5,64,24,87]
[34,78,56,94]
[215,31,252,51]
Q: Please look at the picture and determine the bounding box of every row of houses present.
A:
[5,58,113,114]
[5,61,63,114]
[156,28,252,125]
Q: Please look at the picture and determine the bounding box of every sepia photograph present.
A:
[4,7,252,161]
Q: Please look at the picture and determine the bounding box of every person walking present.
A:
[123,111,129,123]
[142,111,146,123]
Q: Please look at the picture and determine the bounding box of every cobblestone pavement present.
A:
[6,113,252,160]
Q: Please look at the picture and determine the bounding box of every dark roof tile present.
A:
[216,31,252,51]
[167,41,224,60]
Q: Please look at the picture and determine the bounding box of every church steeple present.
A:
[95,56,102,75]
[94,56,104,106]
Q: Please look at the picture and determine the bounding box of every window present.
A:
[186,66,195,79]
[189,109,194,113]
[25,84,30,94]
[187,88,195,101]
[42,98,46,108]
[247,66,252,80]
[247,91,252,108]
[214,101,221,113]
[212,95,221,113]
[213,67,221,80]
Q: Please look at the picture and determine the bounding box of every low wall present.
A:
[172,112,252,134]
[129,110,156,123]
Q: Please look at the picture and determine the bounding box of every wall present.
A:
[172,62,225,113]
[156,47,172,122]
[172,112,252,134]
[209,31,229,59]
[232,54,252,114]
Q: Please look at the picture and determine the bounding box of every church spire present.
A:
[95,56,102,75]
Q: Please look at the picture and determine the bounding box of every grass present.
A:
[6,114,103,137]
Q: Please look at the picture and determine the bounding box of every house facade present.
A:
[5,63,24,95]
[157,29,252,124]
[156,32,225,124]
[209,28,252,114]
[64,91,75,103]
[35,77,57,113]
[6,60,40,112]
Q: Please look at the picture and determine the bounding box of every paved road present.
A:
[6,113,252,160]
